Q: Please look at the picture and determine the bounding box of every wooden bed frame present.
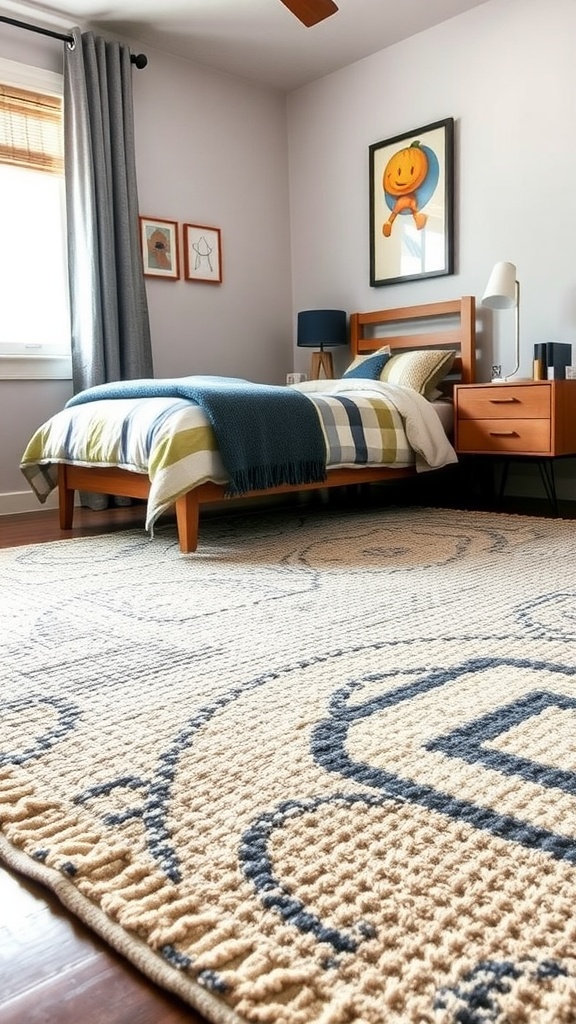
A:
[57,296,476,553]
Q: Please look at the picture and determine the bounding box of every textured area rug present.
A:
[2,506,576,1023]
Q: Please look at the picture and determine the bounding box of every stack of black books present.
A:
[534,342,573,379]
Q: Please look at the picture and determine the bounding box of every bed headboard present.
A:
[349,296,476,386]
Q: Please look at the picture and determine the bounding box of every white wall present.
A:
[287,0,576,499]
[133,48,292,381]
[288,0,576,381]
[0,22,292,510]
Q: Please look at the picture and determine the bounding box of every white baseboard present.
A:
[0,489,60,516]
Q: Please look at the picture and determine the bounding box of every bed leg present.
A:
[57,465,75,530]
[175,492,200,553]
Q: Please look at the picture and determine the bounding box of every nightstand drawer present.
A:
[456,385,550,420]
[457,418,551,454]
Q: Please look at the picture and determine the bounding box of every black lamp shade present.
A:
[297,309,347,350]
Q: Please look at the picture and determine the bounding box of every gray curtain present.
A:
[64,28,153,395]
[64,29,153,510]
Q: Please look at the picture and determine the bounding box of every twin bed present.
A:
[21,297,476,553]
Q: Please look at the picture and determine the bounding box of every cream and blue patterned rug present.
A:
[2,506,576,1023]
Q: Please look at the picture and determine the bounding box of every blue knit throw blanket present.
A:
[66,376,327,496]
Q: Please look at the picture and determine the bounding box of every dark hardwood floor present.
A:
[2,491,575,1022]
[0,502,150,549]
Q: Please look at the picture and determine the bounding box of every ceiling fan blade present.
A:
[279,0,339,28]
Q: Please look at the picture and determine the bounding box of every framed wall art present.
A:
[369,117,454,287]
[139,216,179,279]
[183,223,222,284]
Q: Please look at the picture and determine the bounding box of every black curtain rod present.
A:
[0,14,148,67]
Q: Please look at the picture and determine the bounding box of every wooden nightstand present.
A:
[453,379,576,513]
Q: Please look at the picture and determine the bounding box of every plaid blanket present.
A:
[294,379,456,472]
[21,380,457,533]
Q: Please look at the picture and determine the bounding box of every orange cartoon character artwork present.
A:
[381,139,439,238]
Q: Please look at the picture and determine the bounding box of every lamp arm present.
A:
[504,279,520,381]
[512,279,520,377]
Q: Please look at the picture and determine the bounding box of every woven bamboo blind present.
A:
[0,84,63,174]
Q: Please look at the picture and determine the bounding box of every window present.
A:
[0,57,71,379]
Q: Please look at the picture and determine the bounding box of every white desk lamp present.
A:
[481,261,519,381]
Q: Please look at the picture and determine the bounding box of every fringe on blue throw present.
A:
[66,376,327,497]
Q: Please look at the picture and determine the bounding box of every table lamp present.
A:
[297,309,347,379]
[481,261,519,381]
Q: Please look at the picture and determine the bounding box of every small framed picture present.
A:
[183,223,222,284]
[139,216,179,279]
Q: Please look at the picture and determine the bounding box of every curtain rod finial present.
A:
[131,53,147,69]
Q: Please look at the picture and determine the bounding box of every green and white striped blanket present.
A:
[65,376,327,497]
[21,378,456,533]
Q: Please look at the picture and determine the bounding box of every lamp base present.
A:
[311,350,334,379]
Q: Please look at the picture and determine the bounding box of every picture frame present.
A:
[369,117,454,287]
[183,223,222,284]
[139,216,179,279]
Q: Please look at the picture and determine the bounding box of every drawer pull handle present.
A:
[489,397,518,404]
[489,430,518,437]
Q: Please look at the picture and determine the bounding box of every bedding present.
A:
[65,375,327,496]
[21,377,457,534]
[342,346,456,399]
[379,348,456,400]
[343,346,392,378]
[428,398,453,433]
